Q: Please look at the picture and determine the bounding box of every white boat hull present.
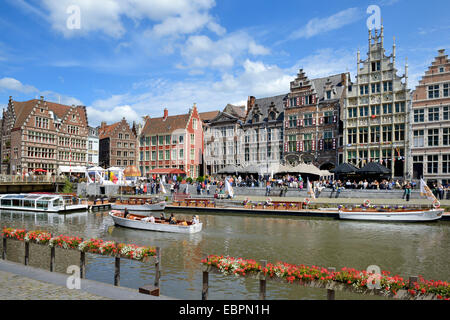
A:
[109,212,202,234]
[0,204,88,213]
[338,208,444,222]
[111,202,166,213]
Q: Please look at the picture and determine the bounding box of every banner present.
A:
[420,179,438,203]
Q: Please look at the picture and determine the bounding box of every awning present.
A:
[148,168,186,175]
[58,166,87,173]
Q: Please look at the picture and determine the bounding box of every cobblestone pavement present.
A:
[0,269,110,300]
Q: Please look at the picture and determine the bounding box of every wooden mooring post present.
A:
[114,256,120,286]
[24,241,30,265]
[50,246,55,272]
[80,252,86,279]
[202,255,209,301]
[138,247,161,296]
[327,267,336,300]
[2,236,6,260]
[259,260,267,300]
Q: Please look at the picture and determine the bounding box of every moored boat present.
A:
[109,211,203,234]
[111,197,166,214]
[338,207,444,222]
[0,193,88,213]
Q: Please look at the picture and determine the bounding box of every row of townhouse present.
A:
[1,26,448,182]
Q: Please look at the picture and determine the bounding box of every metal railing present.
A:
[0,175,66,184]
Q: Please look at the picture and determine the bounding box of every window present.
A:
[124,143,128,148]
[370,126,380,143]
[348,151,357,164]
[125,134,129,140]
[371,105,380,116]
[444,128,450,146]
[193,118,197,129]
[324,131,333,150]
[118,133,123,139]
[190,148,195,159]
[324,111,334,124]
[289,115,297,128]
[428,107,440,122]
[165,150,170,160]
[190,134,195,143]
[360,85,369,95]
[383,126,392,142]
[117,151,122,156]
[371,83,381,93]
[179,135,184,144]
[371,61,381,71]
[370,149,380,161]
[383,81,393,92]
[348,108,357,118]
[158,150,164,160]
[326,90,332,100]
[304,114,313,126]
[117,142,122,148]
[123,151,128,157]
[359,150,368,162]
[179,149,184,159]
[359,128,368,143]
[443,155,450,174]
[427,155,438,174]
[165,135,171,145]
[288,135,297,152]
[348,128,357,144]
[394,124,405,141]
[383,104,392,115]
[117,160,121,166]
[269,111,276,121]
[428,85,439,99]
[151,151,156,160]
[440,67,445,73]
[414,109,425,123]
[172,149,177,160]
[159,136,164,145]
[428,129,439,146]
[444,84,449,97]
[151,136,157,146]
[395,102,405,113]
[303,134,312,151]
[414,130,425,147]
[444,106,450,121]
[359,106,369,117]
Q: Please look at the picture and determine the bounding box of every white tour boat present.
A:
[338,207,444,222]
[109,211,203,234]
[111,198,166,214]
[0,193,88,213]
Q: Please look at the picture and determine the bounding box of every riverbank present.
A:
[0,260,174,300]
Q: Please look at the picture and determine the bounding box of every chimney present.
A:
[438,49,445,56]
[101,121,107,128]
[163,108,168,121]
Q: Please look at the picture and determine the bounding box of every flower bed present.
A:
[2,227,156,262]
[202,255,450,300]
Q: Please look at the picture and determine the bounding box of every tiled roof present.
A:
[11,99,86,129]
[199,111,220,122]
[141,114,190,136]
[223,104,246,119]
[245,94,287,124]
[98,122,121,140]
[311,73,345,102]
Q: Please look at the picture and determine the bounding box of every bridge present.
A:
[0,175,66,194]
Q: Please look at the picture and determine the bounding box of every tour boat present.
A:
[111,197,166,214]
[109,211,203,234]
[338,207,444,222]
[0,193,88,213]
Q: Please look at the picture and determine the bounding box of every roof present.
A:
[245,94,287,124]
[311,73,345,102]
[199,111,220,122]
[98,122,121,140]
[223,104,246,119]
[11,99,86,130]
[141,113,190,136]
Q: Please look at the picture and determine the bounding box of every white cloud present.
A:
[87,105,141,125]
[0,77,38,93]
[40,0,220,38]
[290,8,362,39]
[181,32,270,70]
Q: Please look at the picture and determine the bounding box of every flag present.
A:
[420,179,437,202]
[307,178,316,199]
[160,181,167,194]
[225,178,234,198]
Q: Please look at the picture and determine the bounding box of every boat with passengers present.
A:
[0,193,88,213]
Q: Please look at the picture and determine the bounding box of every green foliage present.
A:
[62,178,73,194]
[196,176,205,183]
[177,176,183,182]
[186,177,193,184]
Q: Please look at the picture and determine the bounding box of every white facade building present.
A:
[87,126,99,167]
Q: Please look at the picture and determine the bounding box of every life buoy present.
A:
[363,199,371,207]
[433,200,441,209]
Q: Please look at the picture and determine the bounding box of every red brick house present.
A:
[1,96,89,174]
[138,104,203,178]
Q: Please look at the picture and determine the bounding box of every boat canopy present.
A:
[0,194,61,201]
[58,166,87,173]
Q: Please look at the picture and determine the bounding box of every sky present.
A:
[0,0,449,126]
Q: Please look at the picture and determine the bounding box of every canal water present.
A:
[1,209,449,300]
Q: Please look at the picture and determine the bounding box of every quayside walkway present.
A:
[0,260,175,300]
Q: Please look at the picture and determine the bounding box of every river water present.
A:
[1,209,449,300]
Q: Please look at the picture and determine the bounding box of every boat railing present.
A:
[0,175,66,184]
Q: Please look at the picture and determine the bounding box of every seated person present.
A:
[264,198,273,206]
[191,215,199,225]
[142,215,155,223]
[123,208,130,219]
[169,213,177,224]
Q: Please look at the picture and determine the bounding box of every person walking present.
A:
[405,182,412,202]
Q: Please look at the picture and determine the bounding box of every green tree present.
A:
[62,178,73,194]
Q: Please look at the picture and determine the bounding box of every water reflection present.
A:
[0,208,449,300]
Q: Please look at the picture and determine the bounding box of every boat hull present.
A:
[109,212,202,234]
[111,202,166,213]
[0,204,88,213]
[338,209,444,222]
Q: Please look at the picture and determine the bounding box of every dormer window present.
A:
[326,90,332,100]
[440,67,444,73]
[253,115,260,123]
[269,111,276,121]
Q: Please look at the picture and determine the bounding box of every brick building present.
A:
[411,49,450,183]
[283,70,348,170]
[1,96,88,174]
[138,105,204,178]
[343,26,412,179]
[98,118,137,168]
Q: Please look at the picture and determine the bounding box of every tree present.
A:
[62,177,73,194]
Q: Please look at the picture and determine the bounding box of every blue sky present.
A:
[0,0,449,126]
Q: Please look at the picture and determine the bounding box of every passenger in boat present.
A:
[169,213,177,224]
[191,215,199,225]
[124,208,130,219]
[142,215,155,223]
